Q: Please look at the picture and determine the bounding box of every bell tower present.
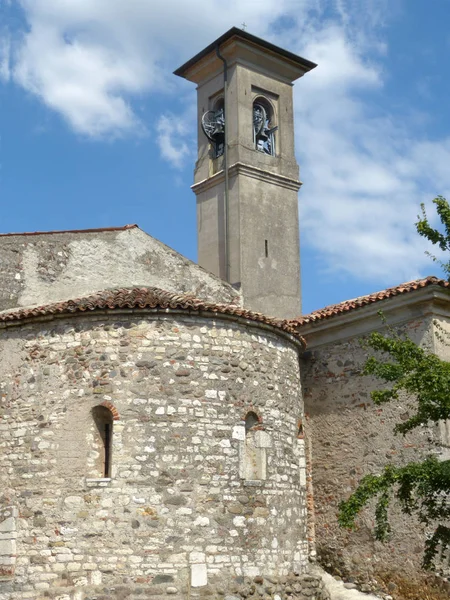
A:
[175,28,316,319]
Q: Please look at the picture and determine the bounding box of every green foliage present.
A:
[363,332,450,434]
[339,326,450,568]
[338,193,450,570]
[416,196,450,280]
[339,454,450,568]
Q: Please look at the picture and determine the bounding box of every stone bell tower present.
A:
[175,27,316,319]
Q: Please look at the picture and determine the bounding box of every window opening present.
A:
[201,98,225,158]
[92,406,113,478]
[265,239,269,258]
[245,411,259,432]
[253,99,277,156]
[104,422,111,477]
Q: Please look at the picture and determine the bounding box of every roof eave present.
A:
[0,224,139,238]
[174,26,317,79]
[297,284,450,348]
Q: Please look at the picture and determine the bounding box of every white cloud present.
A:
[0,35,9,82]
[0,0,11,84]
[291,20,450,283]
[156,112,192,170]
[6,0,313,138]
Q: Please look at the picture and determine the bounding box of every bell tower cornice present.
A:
[174,27,316,85]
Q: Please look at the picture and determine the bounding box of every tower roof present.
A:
[174,26,316,84]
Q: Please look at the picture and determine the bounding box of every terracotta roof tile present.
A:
[0,287,305,346]
[290,276,449,326]
[0,224,138,237]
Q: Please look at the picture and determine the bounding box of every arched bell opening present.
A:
[202,97,225,159]
[253,97,277,156]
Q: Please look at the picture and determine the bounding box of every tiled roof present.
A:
[291,276,449,326]
[0,224,138,237]
[0,287,305,346]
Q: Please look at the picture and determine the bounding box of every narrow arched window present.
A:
[91,406,113,477]
[245,411,259,432]
[253,98,277,156]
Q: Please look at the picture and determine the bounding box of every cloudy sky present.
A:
[0,0,449,314]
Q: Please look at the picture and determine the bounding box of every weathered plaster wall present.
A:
[301,315,439,581]
[0,227,240,311]
[0,311,308,599]
[433,315,450,361]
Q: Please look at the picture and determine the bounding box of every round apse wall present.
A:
[0,310,308,598]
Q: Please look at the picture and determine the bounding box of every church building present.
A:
[0,27,448,600]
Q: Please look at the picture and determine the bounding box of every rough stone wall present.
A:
[0,312,307,599]
[0,227,240,311]
[301,316,438,581]
[211,572,330,599]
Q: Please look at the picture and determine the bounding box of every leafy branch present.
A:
[416,195,450,278]
[338,455,450,567]
[363,332,450,435]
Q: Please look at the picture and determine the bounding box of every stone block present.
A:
[0,532,17,541]
[191,563,207,587]
[0,519,15,534]
[232,424,245,441]
[189,551,205,563]
[255,430,271,448]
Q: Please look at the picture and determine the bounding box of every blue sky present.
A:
[0,0,449,315]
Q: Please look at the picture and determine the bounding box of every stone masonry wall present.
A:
[0,227,240,311]
[301,316,439,582]
[0,311,307,599]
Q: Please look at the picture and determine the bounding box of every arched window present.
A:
[91,406,113,478]
[201,97,225,159]
[245,411,259,432]
[253,97,277,156]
